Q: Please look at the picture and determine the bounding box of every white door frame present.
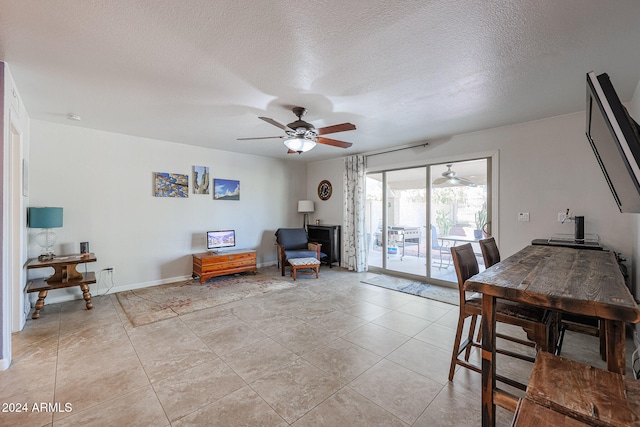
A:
[9,110,26,333]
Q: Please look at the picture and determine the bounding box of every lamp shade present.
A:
[298,200,314,213]
[284,137,316,153]
[28,207,63,229]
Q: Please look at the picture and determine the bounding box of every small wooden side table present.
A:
[288,257,320,281]
[26,253,97,319]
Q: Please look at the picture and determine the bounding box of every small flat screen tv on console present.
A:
[586,71,640,213]
[207,230,235,252]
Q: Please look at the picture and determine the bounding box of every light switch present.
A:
[518,212,530,222]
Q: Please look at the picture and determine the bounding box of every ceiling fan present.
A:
[433,164,477,187]
[237,107,355,154]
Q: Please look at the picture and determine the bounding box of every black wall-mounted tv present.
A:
[586,71,640,213]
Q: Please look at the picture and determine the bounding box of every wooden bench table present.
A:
[526,351,637,426]
[512,398,592,426]
[464,245,640,427]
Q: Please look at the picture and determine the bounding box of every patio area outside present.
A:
[367,232,487,284]
[366,159,489,286]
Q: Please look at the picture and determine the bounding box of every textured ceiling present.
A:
[2,0,640,162]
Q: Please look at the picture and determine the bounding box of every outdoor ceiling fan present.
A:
[237,107,355,154]
[433,164,477,187]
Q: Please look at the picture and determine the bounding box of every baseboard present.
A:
[31,274,193,305]
[29,264,279,307]
[258,261,278,269]
[0,356,11,371]
[103,275,193,294]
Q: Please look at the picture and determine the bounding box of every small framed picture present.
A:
[193,166,210,194]
[214,178,240,200]
[154,172,189,197]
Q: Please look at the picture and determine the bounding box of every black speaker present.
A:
[574,216,585,243]
[80,242,89,254]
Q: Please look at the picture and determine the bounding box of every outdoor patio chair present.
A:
[431,225,451,268]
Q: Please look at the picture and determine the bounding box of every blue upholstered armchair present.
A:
[275,228,323,276]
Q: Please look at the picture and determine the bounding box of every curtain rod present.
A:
[365,143,429,158]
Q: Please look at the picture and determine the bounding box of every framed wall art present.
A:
[213,178,240,200]
[193,166,210,194]
[154,172,189,197]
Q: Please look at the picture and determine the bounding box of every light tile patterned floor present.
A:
[1,266,636,426]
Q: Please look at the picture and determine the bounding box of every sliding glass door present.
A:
[385,168,427,276]
[366,158,490,286]
[366,173,383,269]
[429,159,489,283]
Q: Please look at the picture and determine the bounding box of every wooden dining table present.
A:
[464,244,640,427]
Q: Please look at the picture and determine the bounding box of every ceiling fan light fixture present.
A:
[432,164,478,187]
[239,107,354,152]
[284,136,316,153]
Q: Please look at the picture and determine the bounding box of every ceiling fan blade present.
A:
[317,123,356,135]
[432,177,448,185]
[455,177,478,187]
[259,117,292,131]
[236,136,284,140]
[433,176,477,187]
[316,137,353,148]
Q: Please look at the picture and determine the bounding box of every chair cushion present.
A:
[284,249,319,260]
[288,257,321,266]
[276,228,309,250]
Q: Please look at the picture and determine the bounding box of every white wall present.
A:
[28,120,306,302]
[313,110,634,264]
[306,159,344,227]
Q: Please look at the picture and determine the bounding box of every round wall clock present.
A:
[318,180,332,200]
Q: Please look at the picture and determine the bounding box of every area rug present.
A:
[361,275,460,306]
[116,274,296,327]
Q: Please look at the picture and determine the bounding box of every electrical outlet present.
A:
[518,212,530,222]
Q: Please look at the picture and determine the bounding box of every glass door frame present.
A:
[366,154,496,288]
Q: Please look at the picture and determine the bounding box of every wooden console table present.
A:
[192,249,257,283]
[26,253,97,319]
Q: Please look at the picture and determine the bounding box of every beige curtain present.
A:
[343,155,367,271]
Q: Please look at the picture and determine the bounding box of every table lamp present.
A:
[298,200,314,229]
[28,207,63,260]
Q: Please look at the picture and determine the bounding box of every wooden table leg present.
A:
[599,320,606,361]
[32,290,48,319]
[604,319,625,374]
[481,294,497,427]
[80,283,93,310]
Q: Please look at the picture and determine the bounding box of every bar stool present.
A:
[449,243,557,390]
